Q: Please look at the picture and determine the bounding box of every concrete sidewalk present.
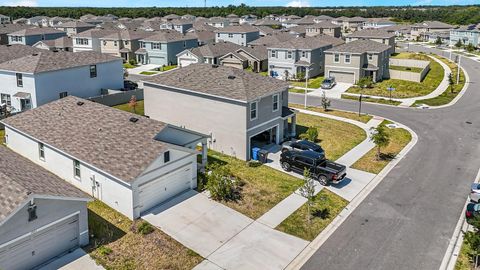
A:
[38,249,104,270]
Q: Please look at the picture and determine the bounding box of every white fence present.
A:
[389,59,430,82]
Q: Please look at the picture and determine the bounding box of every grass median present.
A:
[289,103,373,123]
[290,76,324,89]
[341,94,401,106]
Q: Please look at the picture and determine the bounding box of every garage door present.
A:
[179,58,197,67]
[222,61,244,70]
[0,215,79,270]
[329,71,355,84]
[139,164,192,214]
[149,56,166,65]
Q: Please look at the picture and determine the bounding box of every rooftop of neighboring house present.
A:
[290,16,316,25]
[73,28,119,39]
[0,146,89,223]
[188,30,215,43]
[412,20,453,29]
[0,24,33,35]
[315,15,334,21]
[208,17,229,23]
[346,29,396,39]
[226,14,239,18]
[1,96,180,183]
[0,14,10,18]
[325,39,391,54]
[306,21,340,29]
[0,44,120,73]
[248,32,295,46]
[315,34,345,46]
[192,21,217,32]
[187,41,241,58]
[253,19,282,27]
[163,14,181,20]
[268,36,333,50]
[456,23,480,31]
[169,19,194,26]
[287,25,307,35]
[141,30,197,42]
[364,17,396,24]
[215,25,259,34]
[100,29,152,41]
[344,16,366,22]
[58,20,96,28]
[8,27,66,36]
[143,63,289,102]
[254,25,278,35]
[37,36,73,48]
[237,45,268,60]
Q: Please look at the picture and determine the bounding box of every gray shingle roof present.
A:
[189,41,241,58]
[74,28,118,38]
[142,30,197,42]
[143,64,288,102]
[215,25,259,34]
[268,36,333,50]
[412,21,453,29]
[325,39,391,54]
[237,45,268,60]
[59,21,95,28]
[347,29,395,38]
[0,24,33,35]
[248,32,295,46]
[0,146,88,223]
[2,96,171,182]
[8,27,65,36]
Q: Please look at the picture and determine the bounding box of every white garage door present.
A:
[329,71,355,84]
[0,215,79,270]
[179,58,197,67]
[139,164,193,214]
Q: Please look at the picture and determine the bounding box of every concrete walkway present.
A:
[292,83,353,100]
[126,64,161,75]
[38,249,104,270]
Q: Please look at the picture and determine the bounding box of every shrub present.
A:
[97,245,113,256]
[128,59,137,66]
[306,127,318,142]
[136,221,154,235]
[205,164,241,201]
[247,160,262,167]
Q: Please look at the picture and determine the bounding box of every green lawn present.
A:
[347,53,444,98]
[289,103,373,123]
[276,189,348,241]
[0,129,4,146]
[123,63,136,69]
[113,100,145,116]
[412,55,466,107]
[290,76,324,89]
[289,88,313,94]
[341,94,401,106]
[140,71,158,75]
[389,65,423,73]
[207,151,304,219]
[296,113,366,161]
[351,120,412,174]
[86,200,202,270]
[455,239,473,270]
[160,65,177,72]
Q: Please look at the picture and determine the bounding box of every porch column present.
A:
[201,141,208,172]
[291,115,297,137]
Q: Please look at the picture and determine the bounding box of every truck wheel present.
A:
[281,162,291,172]
[318,175,328,186]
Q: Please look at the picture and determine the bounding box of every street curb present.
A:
[439,167,480,270]
[285,119,419,270]
[428,64,470,110]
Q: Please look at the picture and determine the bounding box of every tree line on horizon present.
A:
[0,4,479,25]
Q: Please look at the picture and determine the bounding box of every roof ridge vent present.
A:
[76,101,84,106]
[227,75,236,80]
[129,117,139,123]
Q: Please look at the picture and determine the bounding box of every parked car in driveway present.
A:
[280,150,347,186]
[123,80,138,91]
[470,183,480,202]
[321,77,336,89]
[466,203,480,223]
[282,140,325,155]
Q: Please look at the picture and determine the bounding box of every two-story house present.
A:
[324,39,391,84]
[0,24,32,44]
[410,21,453,41]
[142,64,297,160]
[135,30,197,66]
[8,27,66,46]
[176,41,241,67]
[72,29,117,52]
[160,19,194,33]
[99,30,152,62]
[56,21,96,37]
[345,29,396,54]
[32,36,73,52]
[450,24,480,47]
[305,22,341,38]
[0,45,123,113]
[206,17,230,28]
[267,36,333,80]
[215,25,260,46]
[0,14,11,24]
[362,18,397,29]
[342,17,366,32]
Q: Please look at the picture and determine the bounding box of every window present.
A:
[345,54,351,63]
[73,160,81,178]
[368,54,373,61]
[16,73,23,87]
[241,34,244,38]
[125,40,129,45]
[217,33,220,37]
[183,41,186,47]
[271,50,276,58]
[152,43,161,50]
[140,41,145,48]
[164,151,170,163]
[287,51,292,59]
[90,65,97,78]
[334,53,340,63]
[250,101,258,120]
[272,94,279,112]
[75,38,88,45]
[114,41,118,46]
[28,202,37,222]
[38,143,45,160]
[41,34,45,40]
[1,94,11,106]
[301,51,307,58]
[228,33,234,38]
[59,92,68,99]
[103,40,107,46]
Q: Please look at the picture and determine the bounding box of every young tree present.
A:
[298,168,316,237]
[205,163,240,201]
[370,124,390,161]
[357,76,374,89]
[455,39,463,48]
[128,95,138,114]
[306,127,318,142]
[466,43,476,53]
[448,73,454,93]
[320,91,331,111]
[435,36,442,46]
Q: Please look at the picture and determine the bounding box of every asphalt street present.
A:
[292,45,480,270]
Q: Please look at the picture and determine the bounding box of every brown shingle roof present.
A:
[143,64,288,102]
[0,146,88,223]
[325,39,391,54]
[347,29,395,38]
[142,30,197,42]
[269,36,332,50]
[215,25,259,34]
[2,96,171,182]
[189,41,241,58]
[8,27,65,36]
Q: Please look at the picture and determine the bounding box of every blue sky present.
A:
[1,0,479,7]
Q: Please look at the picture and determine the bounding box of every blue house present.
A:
[450,24,480,47]
[8,27,67,46]
[136,30,197,66]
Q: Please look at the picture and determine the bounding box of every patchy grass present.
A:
[289,103,373,123]
[347,53,444,98]
[259,71,269,76]
[455,238,473,270]
[296,113,366,161]
[276,189,348,241]
[207,151,304,219]
[389,65,423,73]
[86,200,202,270]
[0,129,4,146]
[412,55,466,107]
[290,76,324,89]
[289,88,313,94]
[123,63,136,69]
[341,94,401,106]
[140,71,158,75]
[113,100,145,116]
[351,121,412,174]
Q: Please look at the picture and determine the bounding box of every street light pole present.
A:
[358,85,365,117]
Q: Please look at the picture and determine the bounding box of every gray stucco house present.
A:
[136,30,198,65]
[142,64,297,160]
[345,29,396,54]
[0,146,89,270]
[268,36,333,80]
[324,39,391,84]
[215,25,260,46]
[8,27,67,46]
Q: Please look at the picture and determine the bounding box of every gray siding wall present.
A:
[216,31,259,46]
[145,39,197,66]
[9,32,67,46]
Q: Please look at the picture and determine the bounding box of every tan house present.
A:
[324,39,391,84]
[99,30,152,62]
[345,29,396,54]
[410,21,453,41]
[219,45,268,72]
[305,22,341,38]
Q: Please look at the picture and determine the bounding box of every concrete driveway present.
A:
[38,249,104,270]
[142,190,252,258]
[308,82,352,99]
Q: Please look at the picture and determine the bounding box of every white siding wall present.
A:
[0,71,36,112]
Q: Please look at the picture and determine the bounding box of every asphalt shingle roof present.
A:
[143,64,288,102]
[347,29,395,38]
[2,96,170,183]
[8,27,65,36]
[142,30,197,42]
[189,41,241,58]
[325,39,391,54]
[269,36,333,50]
[215,25,259,34]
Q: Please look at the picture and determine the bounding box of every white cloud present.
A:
[286,0,310,7]
[2,0,38,6]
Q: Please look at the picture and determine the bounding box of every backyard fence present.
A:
[88,89,144,106]
[388,59,430,82]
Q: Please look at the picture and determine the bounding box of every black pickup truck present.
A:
[280,150,347,186]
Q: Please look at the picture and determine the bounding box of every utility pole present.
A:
[304,67,309,109]
[457,55,461,84]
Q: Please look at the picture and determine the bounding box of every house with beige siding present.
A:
[305,22,341,38]
[99,30,152,62]
[345,29,396,54]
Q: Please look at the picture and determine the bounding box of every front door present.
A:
[20,98,31,111]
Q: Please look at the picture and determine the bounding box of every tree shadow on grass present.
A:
[379,152,396,161]
[84,210,126,252]
[296,124,324,144]
[312,208,330,220]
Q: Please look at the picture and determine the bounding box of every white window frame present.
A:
[344,54,351,64]
[73,160,81,179]
[152,43,161,50]
[368,54,373,61]
[228,33,234,38]
[334,53,340,63]
[250,101,258,121]
[271,50,276,58]
[272,94,279,112]
[287,51,292,59]
[38,143,45,161]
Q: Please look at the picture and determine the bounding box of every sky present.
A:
[0,0,478,8]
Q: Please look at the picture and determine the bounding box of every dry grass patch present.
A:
[86,200,202,270]
[113,100,145,116]
[290,104,373,123]
[0,129,4,146]
[351,121,412,174]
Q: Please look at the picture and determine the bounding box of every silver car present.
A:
[470,183,480,202]
[321,77,336,89]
